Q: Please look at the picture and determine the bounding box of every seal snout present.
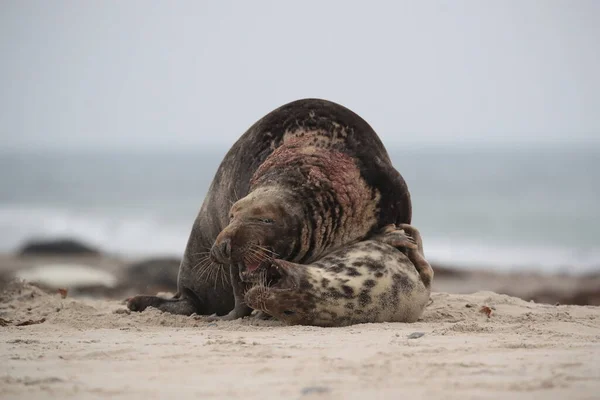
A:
[210,237,232,264]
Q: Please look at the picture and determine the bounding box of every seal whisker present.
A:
[249,244,277,258]
[195,259,219,283]
[190,251,212,257]
[245,250,266,265]
[245,249,262,260]
[260,269,267,289]
[253,244,279,258]
[191,256,211,269]
[220,266,229,289]
[210,264,222,289]
[212,266,219,291]
[192,260,213,279]
[196,262,212,283]
[243,254,261,266]
[246,246,267,259]
[192,255,214,270]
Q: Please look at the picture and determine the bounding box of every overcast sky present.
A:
[1,1,598,152]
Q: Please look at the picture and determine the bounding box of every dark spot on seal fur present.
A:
[326,287,344,300]
[329,264,345,273]
[346,268,361,277]
[341,285,354,297]
[321,277,330,288]
[299,278,313,290]
[364,260,384,271]
[363,279,376,288]
[351,257,384,272]
[395,272,414,290]
[374,271,384,278]
[358,290,372,307]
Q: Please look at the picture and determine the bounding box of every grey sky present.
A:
[1,1,599,151]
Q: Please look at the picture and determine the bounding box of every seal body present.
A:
[127,99,412,316]
[245,224,433,327]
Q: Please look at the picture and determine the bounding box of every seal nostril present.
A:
[221,239,231,258]
[220,238,232,259]
[210,238,231,263]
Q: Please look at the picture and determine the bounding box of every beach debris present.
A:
[479,306,492,318]
[15,318,46,327]
[465,303,475,308]
[114,308,131,315]
[0,317,12,327]
[57,288,68,299]
[407,332,425,339]
[301,386,330,396]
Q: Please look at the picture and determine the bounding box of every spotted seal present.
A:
[244,224,432,327]
[127,99,411,318]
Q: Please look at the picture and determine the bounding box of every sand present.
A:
[1,281,599,400]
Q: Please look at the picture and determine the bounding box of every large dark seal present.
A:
[244,224,433,327]
[127,99,411,317]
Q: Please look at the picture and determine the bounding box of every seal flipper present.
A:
[127,294,197,315]
[396,224,434,288]
[205,264,253,321]
[372,224,418,250]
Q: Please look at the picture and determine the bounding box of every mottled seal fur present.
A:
[245,224,432,327]
[127,98,411,317]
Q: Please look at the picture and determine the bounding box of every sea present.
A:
[1,145,598,274]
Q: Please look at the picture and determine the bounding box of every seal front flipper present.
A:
[205,265,252,321]
[127,294,197,315]
[372,224,418,250]
[396,224,434,288]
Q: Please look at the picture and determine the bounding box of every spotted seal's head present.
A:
[210,186,304,280]
[244,260,317,325]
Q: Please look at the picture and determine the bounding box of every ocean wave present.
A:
[424,237,600,274]
[1,206,599,274]
[0,206,190,257]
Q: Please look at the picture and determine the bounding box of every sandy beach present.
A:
[3,1,599,399]
[1,279,599,400]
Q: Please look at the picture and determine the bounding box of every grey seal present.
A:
[244,224,433,327]
[127,99,411,318]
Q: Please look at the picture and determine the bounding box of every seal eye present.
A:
[260,218,275,224]
[283,310,295,316]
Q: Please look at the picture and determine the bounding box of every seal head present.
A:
[244,259,315,325]
[210,186,304,280]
